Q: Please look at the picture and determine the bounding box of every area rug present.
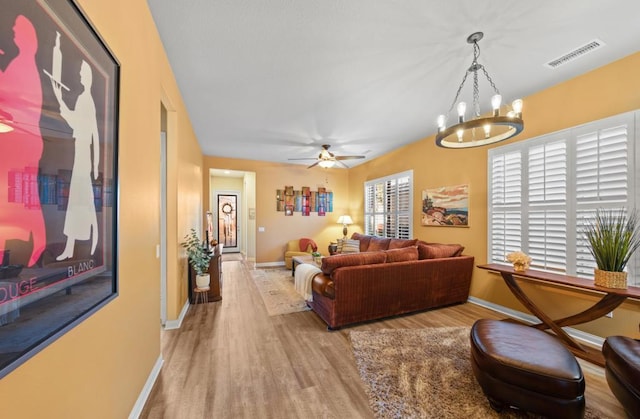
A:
[250,268,311,316]
[349,327,604,419]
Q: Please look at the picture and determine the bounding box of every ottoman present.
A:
[470,319,585,419]
[602,336,640,419]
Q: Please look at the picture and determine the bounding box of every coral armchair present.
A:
[284,238,317,269]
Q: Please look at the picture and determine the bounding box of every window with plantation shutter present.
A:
[364,171,412,239]
[527,140,567,272]
[488,111,638,285]
[489,151,522,264]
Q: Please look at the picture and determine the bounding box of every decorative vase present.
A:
[594,269,627,289]
[196,273,210,289]
[513,262,528,272]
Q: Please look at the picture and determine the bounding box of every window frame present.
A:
[488,111,638,285]
[364,170,413,239]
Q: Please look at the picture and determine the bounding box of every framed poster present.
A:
[421,184,469,226]
[0,0,119,378]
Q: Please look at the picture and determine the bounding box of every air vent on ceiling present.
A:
[545,39,605,69]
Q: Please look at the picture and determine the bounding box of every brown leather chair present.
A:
[602,336,640,418]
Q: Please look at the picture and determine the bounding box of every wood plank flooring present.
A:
[140,257,626,418]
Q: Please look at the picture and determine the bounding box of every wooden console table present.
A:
[188,244,223,304]
[478,263,640,366]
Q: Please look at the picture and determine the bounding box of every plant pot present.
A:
[196,274,210,289]
[594,269,627,289]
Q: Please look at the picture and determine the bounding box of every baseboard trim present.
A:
[467,296,605,349]
[128,355,164,419]
[163,300,190,330]
[255,261,286,268]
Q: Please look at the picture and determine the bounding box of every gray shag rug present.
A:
[250,268,310,316]
[350,327,604,419]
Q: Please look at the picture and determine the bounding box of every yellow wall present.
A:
[349,52,640,339]
[204,156,351,263]
[0,0,203,417]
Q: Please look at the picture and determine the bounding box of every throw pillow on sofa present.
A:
[336,238,360,254]
[385,246,419,263]
[417,243,464,259]
[351,232,372,252]
[320,252,387,275]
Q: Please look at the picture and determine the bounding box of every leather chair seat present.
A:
[602,335,640,418]
[470,319,585,419]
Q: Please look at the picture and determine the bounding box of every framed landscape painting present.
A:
[0,0,119,378]
[421,184,469,227]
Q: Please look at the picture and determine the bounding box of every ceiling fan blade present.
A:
[307,161,320,169]
[335,159,350,169]
[335,155,365,160]
[288,158,318,161]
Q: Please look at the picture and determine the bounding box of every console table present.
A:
[477,263,640,366]
[188,244,223,304]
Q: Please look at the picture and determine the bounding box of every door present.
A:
[217,193,240,252]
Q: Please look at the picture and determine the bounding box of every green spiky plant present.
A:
[181,228,211,276]
[584,208,640,272]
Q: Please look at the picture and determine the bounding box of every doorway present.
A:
[216,192,240,252]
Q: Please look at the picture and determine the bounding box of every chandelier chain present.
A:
[473,70,480,117]
[446,71,470,116]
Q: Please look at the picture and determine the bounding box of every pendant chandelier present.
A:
[435,32,523,148]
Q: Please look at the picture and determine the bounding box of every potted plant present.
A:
[311,251,322,264]
[584,208,640,289]
[181,228,212,288]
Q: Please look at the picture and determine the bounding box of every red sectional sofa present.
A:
[309,233,474,329]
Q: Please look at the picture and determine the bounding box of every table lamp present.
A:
[337,215,353,239]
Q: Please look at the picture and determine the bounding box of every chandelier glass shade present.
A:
[435,32,523,148]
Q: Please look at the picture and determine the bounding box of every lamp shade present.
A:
[337,215,353,225]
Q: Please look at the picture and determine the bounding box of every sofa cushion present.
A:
[385,246,419,263]
[417,243,464,259]
[351,232,371,252]
[367,236,391,251]
[320,252,387,275]
[388,238,418,249]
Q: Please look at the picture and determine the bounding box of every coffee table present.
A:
[291,255,321,276]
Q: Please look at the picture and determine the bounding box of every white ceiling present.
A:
[147,0,640,168]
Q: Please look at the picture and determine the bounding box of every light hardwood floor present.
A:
[140,257,626,418]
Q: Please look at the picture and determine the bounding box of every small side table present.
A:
[193,286,210,304]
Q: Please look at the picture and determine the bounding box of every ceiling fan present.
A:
[288,144,365,169]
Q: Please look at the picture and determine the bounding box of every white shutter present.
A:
[364,171,413,239]
[489,151,522,263]
[576,125,628,203]
[527,141,567,271]
[575,209,598,278]
[397,177,411,239]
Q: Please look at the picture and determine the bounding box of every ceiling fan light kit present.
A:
[288,144,365,169]
[435,32,524,149]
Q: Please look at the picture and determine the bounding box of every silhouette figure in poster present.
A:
[0,15,47,267]
[50,60,100,261]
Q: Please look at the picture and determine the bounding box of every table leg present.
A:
[530,293,627,330]
[500,272,585,351]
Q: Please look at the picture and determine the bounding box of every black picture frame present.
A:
[0,0,119,378]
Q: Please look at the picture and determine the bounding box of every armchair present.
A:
[284,238,317,269]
